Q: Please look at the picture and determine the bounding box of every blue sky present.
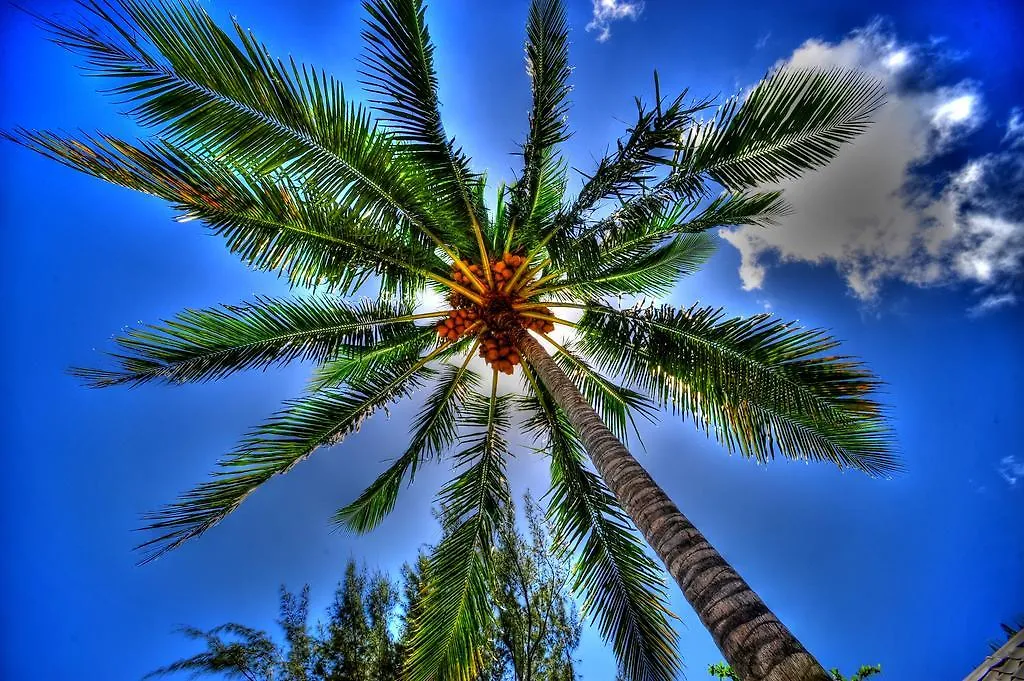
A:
[1,0,1022,679]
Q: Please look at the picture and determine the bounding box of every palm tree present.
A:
[4,1,896,681]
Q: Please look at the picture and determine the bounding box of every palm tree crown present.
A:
[5,2,896,681]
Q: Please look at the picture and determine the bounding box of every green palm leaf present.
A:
[138,357,434,563]
[360,0,481,252]
[506,0,572,247]
[558,86,707,231]
[555,66,881,269]
[508,157,571,256]
[597,190,791,253]
[310,326,440,390]
[522,0,572,157]
[70,297,436,387]
[40,0,456,250]
[471,173,493,237]
[405,376,513,681]
[546,190,789,298]
[551,191,786,294]
[578,303,898,475]
[335,354,481,533]
[541,80,712,264]
[549,233,716,299]
[673,67,885,192]
[519,374,680,681]
[3,130,442,297]
[674,190,793,232]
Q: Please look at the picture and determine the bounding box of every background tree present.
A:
[146,624,277,681]
[150,563,401,681]
[490,493,579,681]
[150,495,580,681]
[312,562,402,681]
[279,586,315,681]
[397,553,432,677]
[402,495,581,681]
[6,1,896,680]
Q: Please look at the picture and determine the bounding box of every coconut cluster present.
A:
[435,305,480,341]
[434,252,557,375]
[448,251,525,294]
[477,332,521,374]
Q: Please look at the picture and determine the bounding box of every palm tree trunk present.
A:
[514,329,830,681]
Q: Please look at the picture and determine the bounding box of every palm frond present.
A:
[138,357,434,563]
[542,82,712,258]
[37,0,458,250]
[597,190,791,251]
[310,326,439,390]
[405,375,513,681]
[673,67,885,191]
[487,182,511,252]
[3,130,443,298]
[556,180,789,285]
[578,303,899,476]
[548,191,787,285]
[334,354,480,533]
[71,297,432,387]
[548,233,715,299]
[506,0,571,246]
[471,173,492,237]
[519,373,680,681]
[360,0,481,254]
[557,67,882,263]
[674,190,793,232]
[522,157,573,254]
[522,0,572,156]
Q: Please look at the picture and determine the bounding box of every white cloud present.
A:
[755,32,772,50]
[955,160,984,189]
[930,88,984,147]
[586,0,643,43]
[718,21,1024,306]
[967,292,1017,318]
[883,48,911,72]
[952,213,1022,283]
[998,455,1024,486]
[1005,108,1024,147]
[933,94,975,125]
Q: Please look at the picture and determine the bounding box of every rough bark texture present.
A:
[514,329,830,681]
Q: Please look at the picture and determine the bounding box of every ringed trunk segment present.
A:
[513,329,831,681]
